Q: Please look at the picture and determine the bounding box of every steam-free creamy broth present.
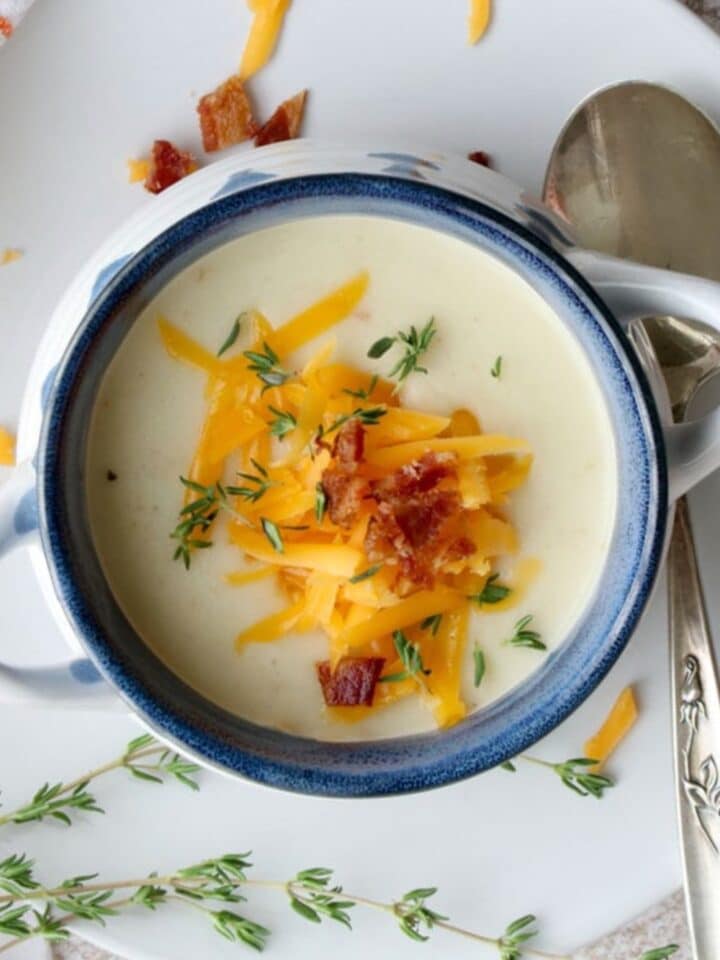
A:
[87,215,617,740]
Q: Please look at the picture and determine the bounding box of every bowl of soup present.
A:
[5,143,720,795]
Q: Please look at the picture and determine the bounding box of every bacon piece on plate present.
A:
[332,419,365,470]
[197,75,257,152]
[468,150,491,167]
[317,657,386,706]
[255,89,308,147]
[144,140,196,194]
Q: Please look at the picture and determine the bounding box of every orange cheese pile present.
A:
[160,272,532,729]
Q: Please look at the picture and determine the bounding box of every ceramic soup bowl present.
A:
[2,144,720,797]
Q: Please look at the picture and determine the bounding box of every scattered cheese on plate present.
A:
[1,249,22,266]
[0,428,16,466]
[585,685,639,769]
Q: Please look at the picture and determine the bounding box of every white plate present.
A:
[1,1,720,957]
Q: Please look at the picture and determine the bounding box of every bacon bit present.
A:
[332,419,365,470]
[365,453,470,591]
[0,249,22,266]
[0,17,13,39]
[321,421,369,527]
[322,472,369,528]
[197,75,257,153]
[468,151,491,167]
[317,656,385,706]
[255,89,308,147]
[143,140,196,194]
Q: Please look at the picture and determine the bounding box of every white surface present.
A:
[1,1,720,958]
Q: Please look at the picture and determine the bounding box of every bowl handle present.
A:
[568,249,720,499]
[0,460,118,708]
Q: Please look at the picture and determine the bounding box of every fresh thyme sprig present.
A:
[0,852,675,959]
[314,482,327,523]
[217,316,243,358]
[243,342,290,390]
[420,614,442,636]
[504,615,546,651]
[473,645,486,687]
[378,631,431,684]
[233,461,274,503]
[368,317,437,388]
[342,375,378,400]
[324,405,387,436]
[171,470,274,568]
[348,564,383,584]
[0,735,198,831]
[287,868,354,928]
[260,517,284,553]
[468,573,512,606]
[267,406,297,439]
[500,754,614,799]
[491,355,503,379]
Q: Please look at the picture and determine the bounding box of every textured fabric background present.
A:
[0,0,715,957]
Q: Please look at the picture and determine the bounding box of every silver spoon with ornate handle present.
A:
[544,81,720,958]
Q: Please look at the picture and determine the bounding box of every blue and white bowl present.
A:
[3,143,720,797]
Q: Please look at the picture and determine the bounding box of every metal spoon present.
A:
[544,81,720,959]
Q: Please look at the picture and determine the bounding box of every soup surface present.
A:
[87,215,617,740]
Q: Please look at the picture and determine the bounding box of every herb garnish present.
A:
[504,614,546,651]
[500,754,615,799]
[171,478,219,569]
[420,614,442,636]
[342,374,379,400]
[379,631,431,684]
[267,406,297,439]
[491,355,503,379]
[216,316,242,357]
[367,317,437,388]
[232,460,274,503]
[498,914,537,960]
[171,469,275,568]
[261,517,284,553]
[243,341,290,390]
[473,645,486,687]
[314,482,327,523]
[348,564,383,584]
[639,949,680,960]
[324,405,387,436]
[468,573,511,606]
[394,887,448,942]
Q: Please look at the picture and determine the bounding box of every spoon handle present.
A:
[669,496,720,958]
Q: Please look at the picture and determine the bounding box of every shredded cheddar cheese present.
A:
[127,158,150,183]
[1,249,22,267]
[160,272,532,729]
[585,685,639,770]
[240,0,292,80]
[468,0,491,44]
[0,428,16,466]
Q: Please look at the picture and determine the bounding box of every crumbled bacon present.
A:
[468,150,491,167]
[255,90,308,147]
[322,471,369,528]
[317,657,385,706]
[0,16,13,39]
[365,453,471,591]
[332,419,365,470]
[197,75,257,153]
[320,421,369,528]
[144,140,195,195]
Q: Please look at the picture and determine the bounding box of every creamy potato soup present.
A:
[86,215,617,741]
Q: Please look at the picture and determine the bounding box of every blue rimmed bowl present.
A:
[3,143,720,797]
